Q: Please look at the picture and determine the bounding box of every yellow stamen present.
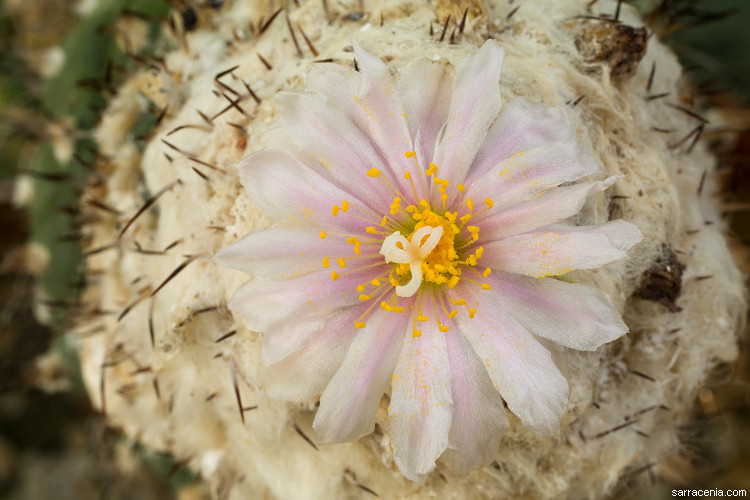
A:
[320,230,327,239]
[359,294,371,301]
[342,200,349,212]
[366,226,378,234]
[367,168,380,177]
[337,257,347,268]
[331,271,339,281]
[480,283,491,290]
[355,322,367,329]
[484,197,494,208]
[457,184,465,192]
[405,151,416,158]
[466,198,474,211]
[483,267,491,278]
[322,257,330,268]
[332,205,340,216]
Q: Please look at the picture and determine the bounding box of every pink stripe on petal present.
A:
[482,220,642,277]
[260,305,368,401]
[313,308,407,443]
[474,177,619,241]
[483,272,628,351]
[442,327,508,473]
[214,227,356,279]
[389,315,453,482]
[228,261,382,332]
[463,141,601,211]
[456,282,568,435]
[273,91,394,209]
[432,40,505,190]
[236,148,370,233]
[350,39,415,197]
[465,98,584,185]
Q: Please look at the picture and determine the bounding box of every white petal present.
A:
[389,316,452,482]
[273,91,395,209]
[442,327,508,473]
[228,262,381,331]
[350,39,415,198]
[474,177,619,241]
[236,148,367,233]
[432,39,505,187]
[214,227,353,279]
[396,57,454,162]
[481,220,643,277]
[455,283,568,435]
[313,308,406,443]
[465,98,589,185]
[483,272,629,351]
[463,141,601,212]
[260,306,366,401]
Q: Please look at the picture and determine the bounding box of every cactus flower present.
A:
[215,39,642,482]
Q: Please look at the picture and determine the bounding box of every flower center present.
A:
[322,152,494,336]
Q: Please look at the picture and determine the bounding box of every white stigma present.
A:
[379,225,443,297]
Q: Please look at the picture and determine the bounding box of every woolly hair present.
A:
[74,0,745,498]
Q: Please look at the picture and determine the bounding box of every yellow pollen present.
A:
[483,267,492,278]
[359,294,371,301]
[466,198,474,211]
[381,301,394,312]
[405,151,416,158]
[484,197,494,208]
[438,323,450,333]
[381,216,388,226]
[467,226,480,234]
[322,257,330,268]
[371,279,381,286]
[426,163,437,176]
[367,168,380,177]
[457,184,466,192]
[481,283,491,290]
[356,284,365,292]
[447,310,458,319]
[394,306,406,313]
[417,315,428,322]
[320,230,327,239]
[355,322,367,329]
[476,247,484,258]
[331,271,339,281]
[332,205,340,216]
[404,171,411,180]
[469,308,477,318]
[366,226,377,234]
[337,257,347,268]
[342,200,349,212]
[412,328,422,338]
[389,197,401,215]
[450,298,465,306]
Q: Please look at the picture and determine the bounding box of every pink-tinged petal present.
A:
[396,57,454,164]
[389,316,452,482]
[474,176,619,241]
[463,141,601,212]
[465,98,587,185]
[350,39,415,197]
[260,305,367,401]
[228,261,381,331]
[214,227,355,279]
[482,220,643,278]
[455,283,568,435]
[432,40,505,188]
[273,91,394,209]
[483,272,628,351]
[236,148,367,233]
[442,327,508,473]
[260,314,325,366]
[313,308,407,443]
[306,62,366,130]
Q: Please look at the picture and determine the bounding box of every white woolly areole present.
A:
[75,0,745,498]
